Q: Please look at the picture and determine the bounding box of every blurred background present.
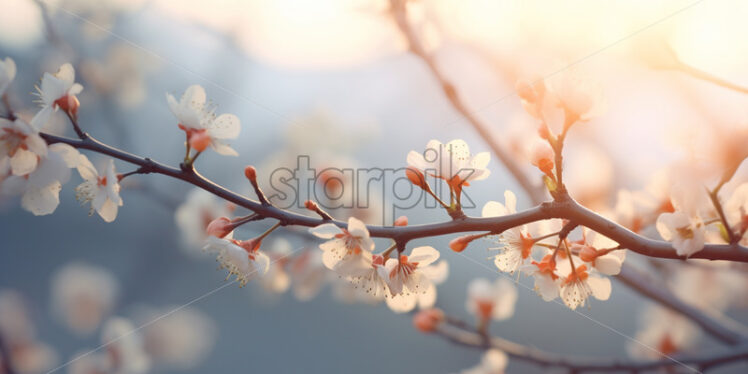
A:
[1,0,748,373]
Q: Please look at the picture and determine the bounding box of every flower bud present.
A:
[239,237,262,253]
[406,167,429,191]
[189,131,211,152]
[530,140,555,175]
[304,200,318,211]
[413,308,444,333]
[244,166,257,183]
[54,94,80,118]
[394,216,408,227]
[515,80,537,103]
[578,245,598,263]
[206,217,233,238]
[449,234,484,253]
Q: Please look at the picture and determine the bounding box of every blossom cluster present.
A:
[0,262,216,374]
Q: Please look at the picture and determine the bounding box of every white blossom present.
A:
[0,118,47,176]
[75,157,122,222]
[0,143,80,215]
[166,84,240,156]
[309,217,374,277]
[203,236,270,286]
[31,63,83,130]
[407,139,490,186]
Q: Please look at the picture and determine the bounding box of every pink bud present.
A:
[206,217,233,238]
[394,216,408,227]
[413,308,444,333]
[244,166,257,183]
[239,238,262,252]
[54,95,80,118]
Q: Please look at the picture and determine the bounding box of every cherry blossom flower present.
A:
[656,211,706,257]
[465,278,517,322]
[75,157,122,222]
[0,143,80,215]
[458,349,508,374]
[385,259,448,313]
[309,217,374,277]
[482,191,535,273]
[203,236,270,286]
[0,118,47,176]
[656,183,708,257]
[50,262,119,335]
[175,188,234,251]
[573,229,626,276]
[628,305,698,360]
[558,262,611,310]
[100,317,150,374]
[407,139,490,187]
[521,254,560,301]
[547,69,604,124]
[31,63,83,129]
[0,57,16,96]
[137,306,216,370]
[529,139,554,176]
[166,84,241,156]
[380,246,440,305]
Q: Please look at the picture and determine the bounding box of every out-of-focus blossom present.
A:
[0,57,16,96]
[669,261,745,312]
[80,44,155,109]
[203,236,270,286]
[0,143,80,215]
[166,85,240,156]
[259,238,293,294]
[100,317,150,374]
[407,139,490,187]
[288,249,328,301]
[465,278,517,322]
[458,349,508,374]
[50,262,119,335]
[547,69,604,124]
[0,290,58,374]
[138,306,216,370]
[482,191,535,274]
[0,290,35,342]
[175,188,234,251]
[309,217,374,277]
[413,308,444,333]
[558,262,611,310]
[0,118,47,176]
[75,157,122,222]
[31,63,83,130]
[628,305,698,360]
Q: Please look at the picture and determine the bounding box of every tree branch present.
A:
[40,132,748,264]
[436,320,748,373]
